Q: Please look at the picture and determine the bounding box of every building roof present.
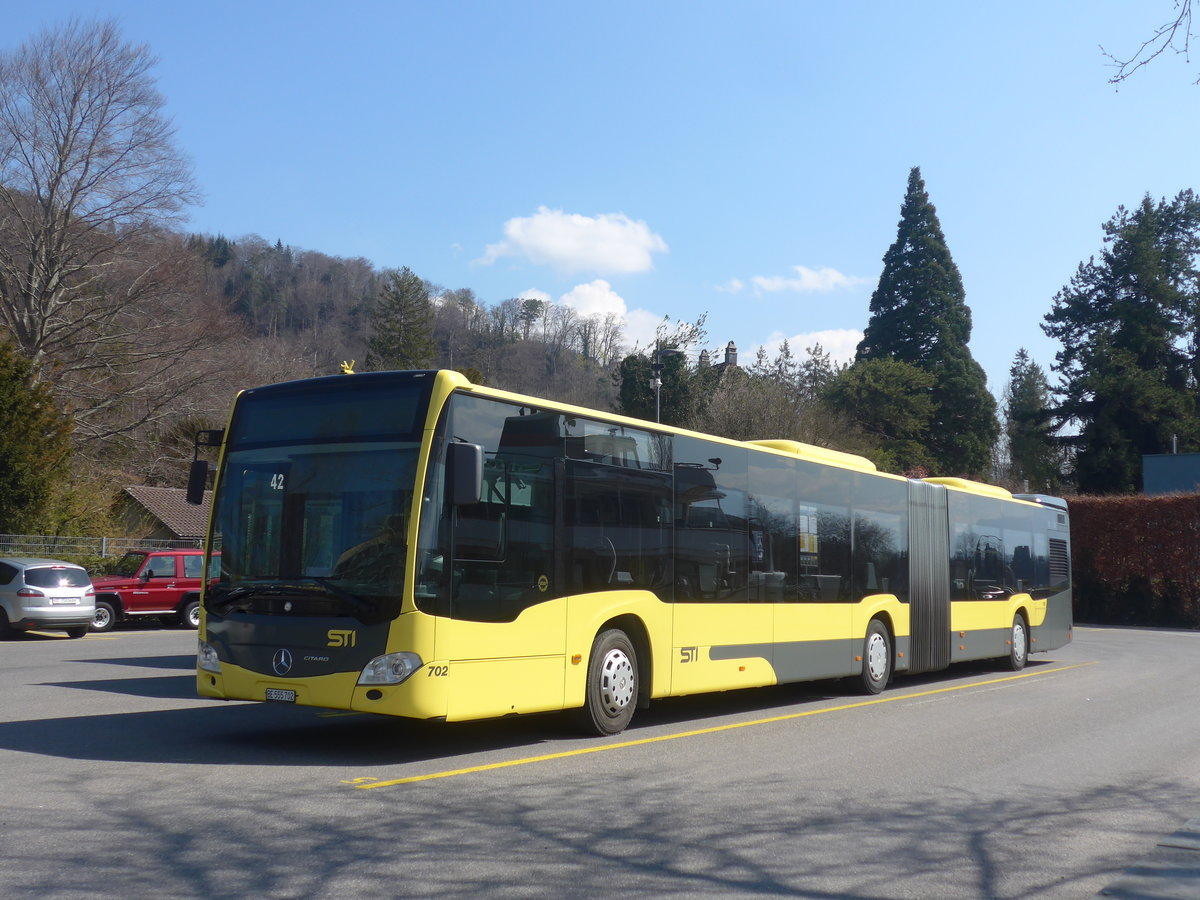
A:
[123,486,212,539]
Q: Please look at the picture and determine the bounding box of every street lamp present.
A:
[652,345,685,423]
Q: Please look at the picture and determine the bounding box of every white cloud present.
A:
[519,280,675,358]
[715,277,745,294]
[752,328,863,366]
[622,308,668,353]
[560,279,626,318]
[750,265,870,294]
[476,206,668,274]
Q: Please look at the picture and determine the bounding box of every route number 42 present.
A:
[269,473,286,491]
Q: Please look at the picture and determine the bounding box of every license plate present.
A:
[265,689,296,703]
[51,597,79,606]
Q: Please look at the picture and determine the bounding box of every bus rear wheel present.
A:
[576,629,638,736]
[859,619,891,695]
[1006,615,1029,671]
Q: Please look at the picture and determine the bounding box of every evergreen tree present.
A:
[615,316,708,426]
[616,348,693,425]
[0,343,72,532]
[857,167,998,477]
[1042,191,1200,493]
[365,267,436,371]
[823,358,936,475]
[1003,349,1061,493]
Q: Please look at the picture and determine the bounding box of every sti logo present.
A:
[327,629,357,648]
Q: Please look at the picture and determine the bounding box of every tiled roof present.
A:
[123,486,212,539]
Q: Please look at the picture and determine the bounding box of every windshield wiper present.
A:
[207,583,282,614]
[207,578,370,615]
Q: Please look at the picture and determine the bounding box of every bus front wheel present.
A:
[859,619,891,695]
[576,629,638,736]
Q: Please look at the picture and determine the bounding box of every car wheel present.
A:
[0,608,12,639]
[90,601,116,633]
[182,600,200,630]
[64,626,88,639]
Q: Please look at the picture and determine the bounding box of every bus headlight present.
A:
[359,651,423,685]
[198,639,221,674]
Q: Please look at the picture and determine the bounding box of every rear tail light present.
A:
[16,588,44,598]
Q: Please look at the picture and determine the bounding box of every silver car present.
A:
[0,558,95,639]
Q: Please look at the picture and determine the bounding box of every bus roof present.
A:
[923,476,1014,501]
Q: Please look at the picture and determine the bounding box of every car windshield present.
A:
[112,552,148,577]
[25,567,90,588]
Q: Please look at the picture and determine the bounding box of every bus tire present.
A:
[1006,614,1029,671]
[576,629,638,736]
[859,619,891,695]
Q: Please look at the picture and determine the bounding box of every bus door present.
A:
[671,442,775,694]
[434,403,565,721]
[759,460,854,684]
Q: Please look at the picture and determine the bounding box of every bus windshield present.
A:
[206,374,434,625]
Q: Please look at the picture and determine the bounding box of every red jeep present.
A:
[90,549,218,632]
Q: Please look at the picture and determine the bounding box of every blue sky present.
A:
[6,2,1198,397]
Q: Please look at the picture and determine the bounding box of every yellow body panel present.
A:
[198,664,362,709]
[950,597,1036,632]
[773,602,853,643]
[436,601,565,719]
[671,602,776,695]
[445,655,565,720]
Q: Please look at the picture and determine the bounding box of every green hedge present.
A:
[1069,494,1200,628]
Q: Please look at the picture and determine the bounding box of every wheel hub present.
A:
[866,632,888,682]
[599,648,635,715]
[1013,622,1027,662]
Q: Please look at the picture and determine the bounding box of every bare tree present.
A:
[1103,1,1197,84]
[0,19,216,450]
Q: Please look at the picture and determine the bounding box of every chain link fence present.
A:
[0,534,203,560]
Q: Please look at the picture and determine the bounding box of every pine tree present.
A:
[1042,191,1200,493]
[0,343,72,532]
[856,167,998,477]
[1003,349,1061,493]
[365,267,436,371]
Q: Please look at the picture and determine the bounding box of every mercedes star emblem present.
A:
[272,648,293,676]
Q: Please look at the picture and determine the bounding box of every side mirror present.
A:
[186,429,223,505]
[186,459,208,505]
[447,442,483,505]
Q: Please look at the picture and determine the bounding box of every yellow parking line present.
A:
[29,629,186,638]
[347,662,1095,790]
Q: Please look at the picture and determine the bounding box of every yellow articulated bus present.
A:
[189,369,1072,735]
